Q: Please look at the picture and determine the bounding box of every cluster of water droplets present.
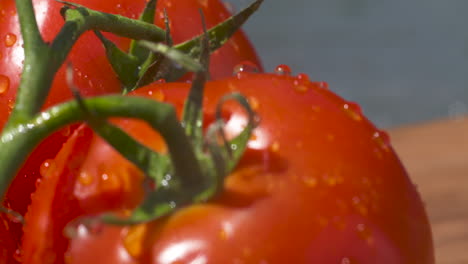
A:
[0,32,17,97]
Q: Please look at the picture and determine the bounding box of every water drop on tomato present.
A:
[274,64,292,76]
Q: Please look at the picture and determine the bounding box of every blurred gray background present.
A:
[231,0,468,128]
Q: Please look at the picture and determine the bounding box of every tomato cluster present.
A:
[0,0,434,263]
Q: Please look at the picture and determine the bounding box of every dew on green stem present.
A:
[4,33,17,47]
[169,201,177,209]
[0,74,10,94]
[274,64,292,76]
[342,102,363,121]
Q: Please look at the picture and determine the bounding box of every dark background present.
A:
[231,0,468,128]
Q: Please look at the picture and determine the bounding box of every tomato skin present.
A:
[22,73,433,263]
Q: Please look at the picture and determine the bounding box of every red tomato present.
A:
[22,73,433,264]
[0,0,261,128]
[0,0,261,262]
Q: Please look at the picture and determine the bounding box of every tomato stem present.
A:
[0,96,195,198]
[0,0,262,222]
[6,1,166,129]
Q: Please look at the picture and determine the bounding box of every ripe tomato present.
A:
[0,0,261,129]
[22,73,434,263]
[0,0,261,262]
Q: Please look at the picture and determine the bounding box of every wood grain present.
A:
[389,117,468,264]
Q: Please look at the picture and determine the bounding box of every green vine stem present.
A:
[0,96,198,198]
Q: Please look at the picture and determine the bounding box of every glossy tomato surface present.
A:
[23,73,433,264]
[0,0,261,262]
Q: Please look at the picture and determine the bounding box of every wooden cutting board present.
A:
[389,116,468,264]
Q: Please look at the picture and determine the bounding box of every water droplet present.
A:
[233,61,259,77]
[293,73,310,93]
[247,96,259,110]
[13,249,23,262]
[341,257,358,264]
[4,33,16,47]
[123,224,146,258]
[317,215,329,227]
[60,126,71,137]
[228,82,237,91]
[242,247,252,257]
[317,81,329,89]
[147,89,165,101]
[0,75,10,94]
[7,99,14,112]
[116,3,122,8]
[35,178,42,189]
[230,40,240,53]
[269,141,280,152]
[302,175,318,188]
[295,141,303,149]
[352,196,368,216]
[323,173,343,186]
[332,216,347,230]
[356,223,374,245]
[78,171,93,186]
[274,64,292,75]
[67,218,103,238]
[219,229,228,240]
[372,130,391,152]
[294,84,308,93]
[40,159,54,177]
[295,73,310,83]
[342,102,363,121]
[169,201,176,208]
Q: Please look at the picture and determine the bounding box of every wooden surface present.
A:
[389,116,468,264]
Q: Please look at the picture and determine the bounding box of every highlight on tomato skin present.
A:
[20,72,434,264]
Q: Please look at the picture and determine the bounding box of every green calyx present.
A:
[93,0,263,92]
[0,0,262,225]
